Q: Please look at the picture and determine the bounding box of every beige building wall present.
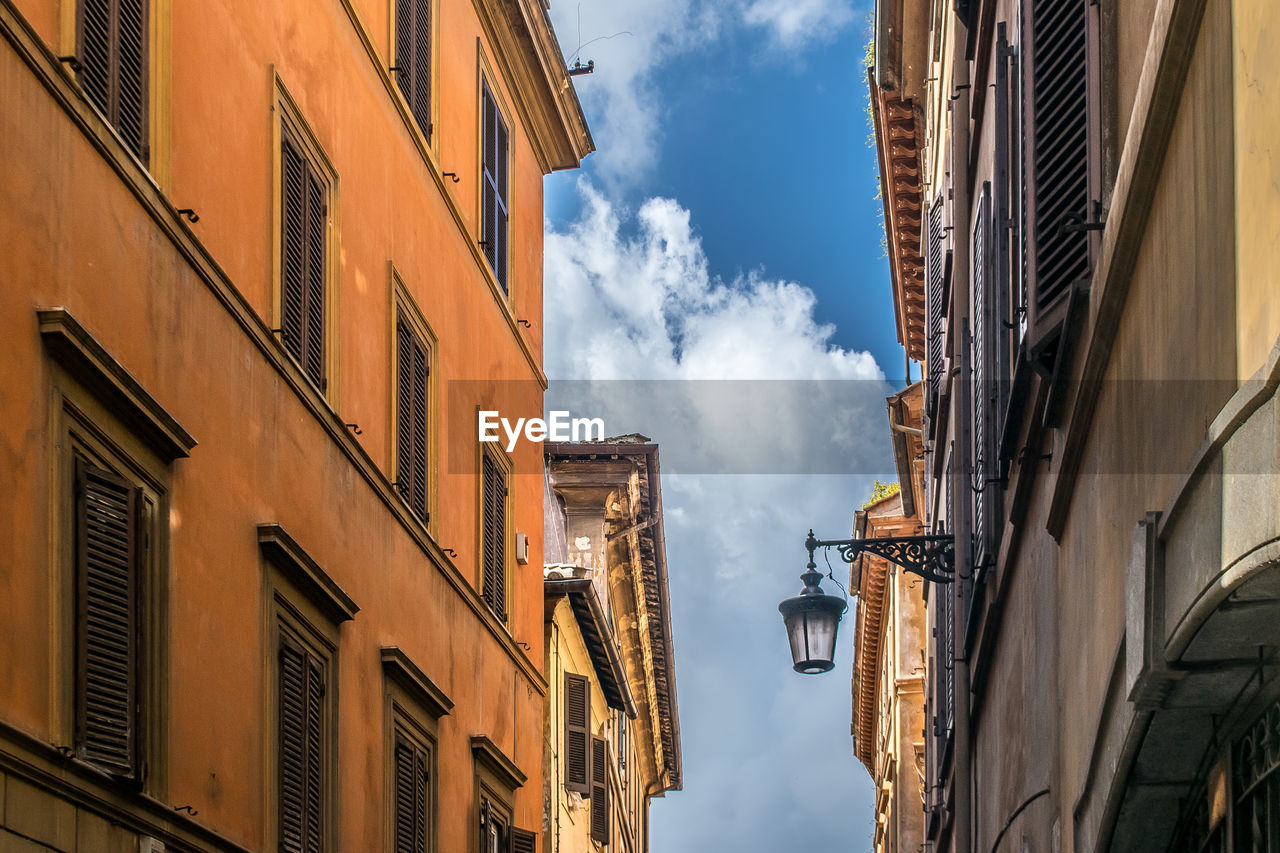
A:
[544,442,682,853]
[870,0,1280,851]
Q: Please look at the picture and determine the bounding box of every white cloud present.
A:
[742,0,857,49]
[548,0,857,187]
[545,182,880,383]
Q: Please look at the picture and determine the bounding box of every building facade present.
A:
[869,0,1280,850]
[0,0,589,848]
[543,440,682,853]
[851,384,929,853]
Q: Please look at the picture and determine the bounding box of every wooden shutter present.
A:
[395,734,429,853]
[279,637,325,853]
[925,195,946,423]
[590,737,609,844]
[395,317,429,521]
[75,460,142,779]
[564,674,590,794]
[395,0,432,141]
[508,828,536,853]
[480,84,509,294]
[78,0,149,161]
[1023,0,1097,354]
[481,452,507,620]
[280,123,327,391]
[971,186,1001,578]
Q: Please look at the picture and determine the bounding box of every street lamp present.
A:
[779,529,955,675]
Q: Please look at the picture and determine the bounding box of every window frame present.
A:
[381,646,450,853]
[391,0,438,149]
[272,73,341,403]
[476,442,513,626]
[475,56,514,300]
[1020,0,1104,358]
[390,269,438,531]
[58,400,168,789]
[61,0,173,186]
[41,309,186,798]
[563,672,591,795]
[267,582,340,853]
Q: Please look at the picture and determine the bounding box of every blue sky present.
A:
[542,1,898,849]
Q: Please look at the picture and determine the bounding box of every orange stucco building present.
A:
[0,0,590,848]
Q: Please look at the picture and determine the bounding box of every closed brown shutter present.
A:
[394,734,429,853]
[590,736,609,844]
[508,828,536,853]
[972,185,1000,580]
[279,636,325,853]
[280,123,327,391]
[1023,0,1097,354]
[395,317,429,521]
[924,194,945,423]
[77,0,149,162]
[395,0,432,141]
[564,673,590,793]
[480,84,510,294]
[75,460,142,779]
[480,452,507,620]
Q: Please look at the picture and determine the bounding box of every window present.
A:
[564,673,590,794]
[395,312,430,522]
[472,735,533,853]
[924,194,946,426]
[41,308,189,788]
[394,730,430,853]
[74,459,145,779]
[274,84,337,397]
[590,736,609,845]
[77,0,149,161]
[1021,0,1102,356]
[614,711,627,782]
[278,630,327,853]
[280,120,328,390]
[382,647,450,853]
[479,447,510,622]
[395,0,432,142]
[261,524,352,853]
[971,184,1001,587]
[479,81,510,294]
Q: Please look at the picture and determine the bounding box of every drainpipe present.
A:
[949,17,974,853]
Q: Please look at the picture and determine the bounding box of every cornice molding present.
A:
[38,307,197,461]
[381,647,455,719]
[258,524,360,624]
[470,734,526,791]
[471,0,593,173]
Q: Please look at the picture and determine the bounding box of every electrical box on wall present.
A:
[515,532,529,565]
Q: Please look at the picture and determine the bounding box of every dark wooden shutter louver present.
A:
[78,0,149,162]
[395,0,432,141]
[481,452,507,620]
[480,84,510,294]
[395,317,429,521]
[1023,0,1096,354]
[279,637,325,853]
[508,828,537,853]
[925,195,946,423]
[280,123,327,391]
[590,736,609,844]
[394,734,429,853]
[75,460,142,779]
[564,673,590,794]
[971,186,1001,586]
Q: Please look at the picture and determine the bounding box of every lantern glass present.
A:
[779,592,845,674]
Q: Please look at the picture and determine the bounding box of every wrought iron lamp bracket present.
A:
[805,529,955,584]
